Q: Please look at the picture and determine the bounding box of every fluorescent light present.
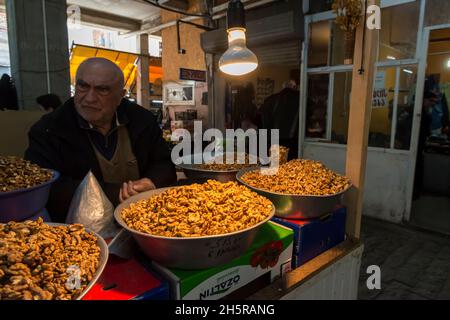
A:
[152,100,163,104]
[402,69,413,74]
[447,59,450,68]
[387,55,396,60]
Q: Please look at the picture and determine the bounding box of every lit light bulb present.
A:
[219,0,258,76]
[219,28,258,76]
[447,59,450,68]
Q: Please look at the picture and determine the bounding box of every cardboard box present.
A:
[152,221,293,300]
[271,207,346,269]
[82,254,169,300]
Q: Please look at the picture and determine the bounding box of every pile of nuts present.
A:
[121,180,274,237]
[0,156,53,192]
[269,145,289,165]
[0,219,101,300]
[240,159,350,196]
[198,153,259,171]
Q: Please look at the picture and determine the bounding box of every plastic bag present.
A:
[66,171,120,239]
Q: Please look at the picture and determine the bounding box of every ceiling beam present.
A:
[158,0,189,11]
[77,7,141,32]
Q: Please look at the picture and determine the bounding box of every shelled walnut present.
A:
[121,180,274,237]
[0,219,100,300]
[240,159,351,196]
[0,156,53,192]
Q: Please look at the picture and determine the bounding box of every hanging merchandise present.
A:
[332,0,363,65]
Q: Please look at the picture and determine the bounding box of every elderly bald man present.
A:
[25,57,176,222]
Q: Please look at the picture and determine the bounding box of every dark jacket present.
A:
[25,98,177,222]
[259,88,300,139]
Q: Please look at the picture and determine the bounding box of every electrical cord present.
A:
[142,0,213,21]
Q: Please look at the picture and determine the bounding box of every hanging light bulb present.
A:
[219,0,258,76]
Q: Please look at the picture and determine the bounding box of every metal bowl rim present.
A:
[0,169,60,197]
[114,186,275,241]
[174,152,261,173]
[236,166,353,198]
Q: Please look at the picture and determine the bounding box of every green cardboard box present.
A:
[151,221,293,300]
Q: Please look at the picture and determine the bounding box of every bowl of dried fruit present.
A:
[0,156,60,223]
[236,159,352,219]
[114,180,275,269]
[0,218,108,300]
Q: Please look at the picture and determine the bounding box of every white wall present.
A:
[68,24,162,57]
[303,142,410,223]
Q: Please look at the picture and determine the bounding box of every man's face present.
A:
[74,64,125,126]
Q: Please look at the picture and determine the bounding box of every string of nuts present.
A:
[0,218,100,300]
[241,159,351,196]
[0,156,53,192]
[121,180,274,237]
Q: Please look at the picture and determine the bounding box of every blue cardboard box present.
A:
[271,207,346,269]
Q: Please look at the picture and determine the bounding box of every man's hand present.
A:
[119,178,156,202]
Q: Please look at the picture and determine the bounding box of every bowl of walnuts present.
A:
[114,180,275,269]
[0,156,60,223]
[237,159,352,219]
[0,219,108,300]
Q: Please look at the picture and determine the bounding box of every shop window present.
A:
[306,74,329,139]
[378,1,420,62]
[0,6,10,75]
[369,67,396,148]
[368,65,417,150]
[425,0,450,27]
[331,72,352,144]
[308,0,333,14]
[308,21,330,68]
[330,23,346,66]
[308,20,349,68]
[394,66,417,150]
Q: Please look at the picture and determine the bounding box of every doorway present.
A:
[410,27,450,235]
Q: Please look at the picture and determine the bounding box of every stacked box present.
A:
[152,221,293,300]
[271,207,346,269]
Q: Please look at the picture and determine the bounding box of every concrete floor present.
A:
[410,194,450,235]
[358,216,450,300]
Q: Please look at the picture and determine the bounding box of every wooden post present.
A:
[345,0,380,239]
[137,33,150,109]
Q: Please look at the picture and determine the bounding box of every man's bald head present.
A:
[74,57,126,129]
[76,57,125,88]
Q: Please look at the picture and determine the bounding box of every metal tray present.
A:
[114,187,275,269]
[236,167,352,219]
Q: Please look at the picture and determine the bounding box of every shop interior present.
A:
[410,27,450,235]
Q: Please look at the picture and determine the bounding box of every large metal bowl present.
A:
[0,170,60,223]
[114,187,275,270]
[236,167,352,219]
[29,223,109,300]
[175,153,260,183]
